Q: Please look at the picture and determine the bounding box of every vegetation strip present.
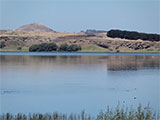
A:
[29,43,81,52]
[0,104,159,120]
[107,30,160,42]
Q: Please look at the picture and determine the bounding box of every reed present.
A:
[0,104,159,120]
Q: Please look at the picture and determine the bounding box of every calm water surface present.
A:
[0,52,160,115]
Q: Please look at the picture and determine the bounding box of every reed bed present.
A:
[0,104,159,120]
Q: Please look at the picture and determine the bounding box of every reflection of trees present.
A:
[105,55,160,71]
[0,55,159,71]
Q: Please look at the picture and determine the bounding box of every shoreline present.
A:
[1,51,160,56]
[0,49,160,54]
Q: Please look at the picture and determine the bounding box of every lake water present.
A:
[0,52,160,115]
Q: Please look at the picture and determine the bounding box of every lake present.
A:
[0,52,160,115]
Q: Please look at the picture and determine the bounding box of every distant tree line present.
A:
[107,29,160,42]
[29,43,81,52]
[81,29,107,35]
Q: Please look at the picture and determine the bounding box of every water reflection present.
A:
[0,55,160,71]
[0,54,160,114]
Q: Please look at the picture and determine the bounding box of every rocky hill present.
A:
[16,23,55,32]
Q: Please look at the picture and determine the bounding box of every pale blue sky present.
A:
[0,0,159,33]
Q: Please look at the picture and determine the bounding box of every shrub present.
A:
[17,47,22,50]
[116,50,120,53]
[59,43,69,51]
[29,45,39,52]
[0,41,5,48]
[46,43,58,51]
[29,43,58,52]
[29,43,81,52]
[67,44,81,52]
[37,43,48,51]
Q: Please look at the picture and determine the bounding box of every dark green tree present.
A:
[67,44,81,52]
[29,42,58,52]
[59,43,69,51]
[29,45,39,52]
[107,29,160,42]
[46,43,58,51]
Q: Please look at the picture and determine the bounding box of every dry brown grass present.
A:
[0,30,160,52]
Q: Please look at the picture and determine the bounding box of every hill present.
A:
[16,23,55,32]
[0,27,160,52]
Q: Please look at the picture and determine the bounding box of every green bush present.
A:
[17,47,22,50]
[59,43,81,52]
[29,43,58,52]
[46,43,58,51]
[29,43,81,52]
[0,41,5,48]
[59,43,69,51]
[29,44,39,52]
[67,44,81,52]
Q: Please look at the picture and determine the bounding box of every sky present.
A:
[0,0,159,33]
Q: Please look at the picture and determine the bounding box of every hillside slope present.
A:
[0,30,160,52]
